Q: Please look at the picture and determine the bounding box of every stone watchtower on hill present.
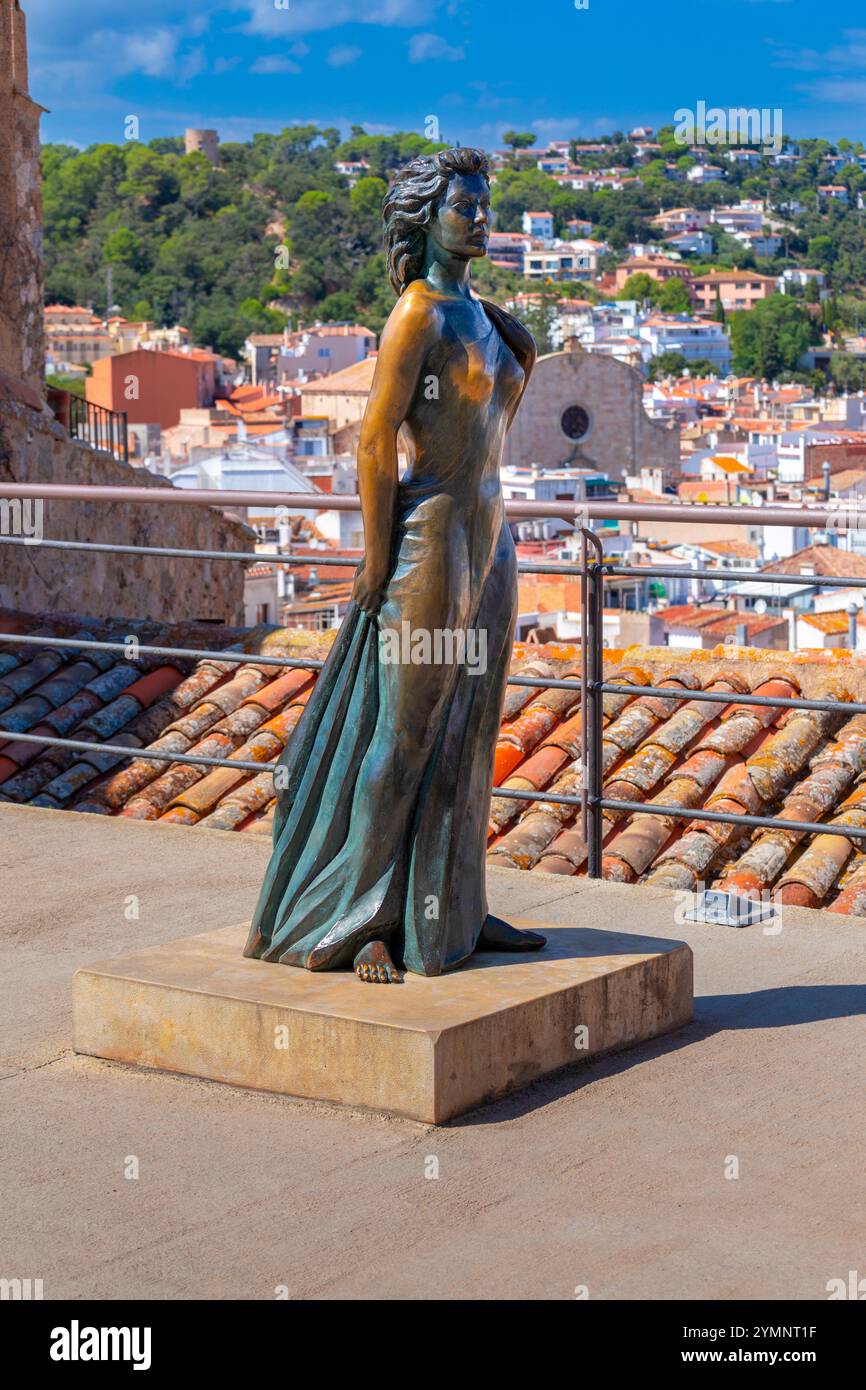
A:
[0,0,47,399]
[184,129,219,164]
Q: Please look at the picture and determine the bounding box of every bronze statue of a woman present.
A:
[245,146,545,982]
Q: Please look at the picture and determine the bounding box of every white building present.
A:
[170,446,321,532]
[521,210,555,242]
[523,239,598,282]
[711,201,765,233]
[733,230,782,258]
[778,267,827,296]
[638,314,732,373]
[277,324,376,385]
[667,229,714,257]
[687,164,726,184]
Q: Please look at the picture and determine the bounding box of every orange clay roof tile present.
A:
[12,610,866,919]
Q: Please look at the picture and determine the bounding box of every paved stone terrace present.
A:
[2,803,864,1300]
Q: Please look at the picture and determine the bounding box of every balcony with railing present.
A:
[46,387,129,463]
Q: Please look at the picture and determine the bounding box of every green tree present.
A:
[502,130,538,152]
[618,272,656,302]
[656,277,692,312]
[349,176,388,219]
[519,289,560,355]
[647,351,687,381]
[729,295,820,378]
[829,353,866,391]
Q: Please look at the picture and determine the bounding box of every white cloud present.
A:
[408,33,465,64]
[178,46,208,84]
[771,30,866,73]
[239,0,436,39]
[250,55,302,75]
[804,79,866,104]
[118,29,179,78]
[327,45,362,68]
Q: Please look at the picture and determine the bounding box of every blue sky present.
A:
[24,0,866,150]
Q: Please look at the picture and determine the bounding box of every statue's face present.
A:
[429,173,490,260]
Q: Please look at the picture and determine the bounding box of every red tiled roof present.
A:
[8,613,866,915]
[764,545,866,579]
[799,612,866,635]
[699,539,760,560]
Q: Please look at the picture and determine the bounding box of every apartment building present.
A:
[521,210,555,241]
[524,240,598,282]
[487,230,532,271]
[86,346,220,430]
[711,201,765,234]
[614,255,692,291]
[638,314,732,374]
[666,229,714,256]
[691,270,777,313]
[44,305,112,366]
[651,207,710,235]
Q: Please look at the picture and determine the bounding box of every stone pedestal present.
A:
[72,921,692,1123]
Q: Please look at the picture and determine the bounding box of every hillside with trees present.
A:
[41,126,447,357]
[40,122,866,381]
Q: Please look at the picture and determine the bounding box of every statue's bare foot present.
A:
[476,914,546,952]
[354,940,403,983]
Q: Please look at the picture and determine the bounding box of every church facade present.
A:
[502,340,679,479]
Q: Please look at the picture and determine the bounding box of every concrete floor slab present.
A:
[2,803,865,1300]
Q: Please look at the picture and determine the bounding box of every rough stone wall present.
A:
[0,388,251,623]
[503,345,680,478]
[0,2,45,396]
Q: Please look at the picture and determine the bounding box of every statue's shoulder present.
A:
[382,280,444,349]
[479,297,537,376]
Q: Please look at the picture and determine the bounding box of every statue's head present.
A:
[383,147,490,294]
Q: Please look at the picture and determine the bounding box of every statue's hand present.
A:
[352,561,388,616]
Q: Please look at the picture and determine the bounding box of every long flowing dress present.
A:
[244,297,531,976]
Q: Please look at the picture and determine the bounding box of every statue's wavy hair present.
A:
[383,147,490,295]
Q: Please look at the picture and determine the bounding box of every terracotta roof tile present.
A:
[12,613,866,919]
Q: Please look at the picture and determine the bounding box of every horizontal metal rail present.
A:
[491,786,583,807]
[0,728,581,800]
[0,536,323,567]
[0,633,317,671]
[4,482,866,529]
[598,796,866,842]
[0,634,581,692]
[0,729,267,775]
[0,534,587,577]
[606,562,866,589]
[596,681,865,716]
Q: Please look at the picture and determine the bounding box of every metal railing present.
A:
[46,392,129,464]
[578,539,866,874]
[2,482,866,876]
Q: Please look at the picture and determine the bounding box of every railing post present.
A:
[580,526,605,876]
